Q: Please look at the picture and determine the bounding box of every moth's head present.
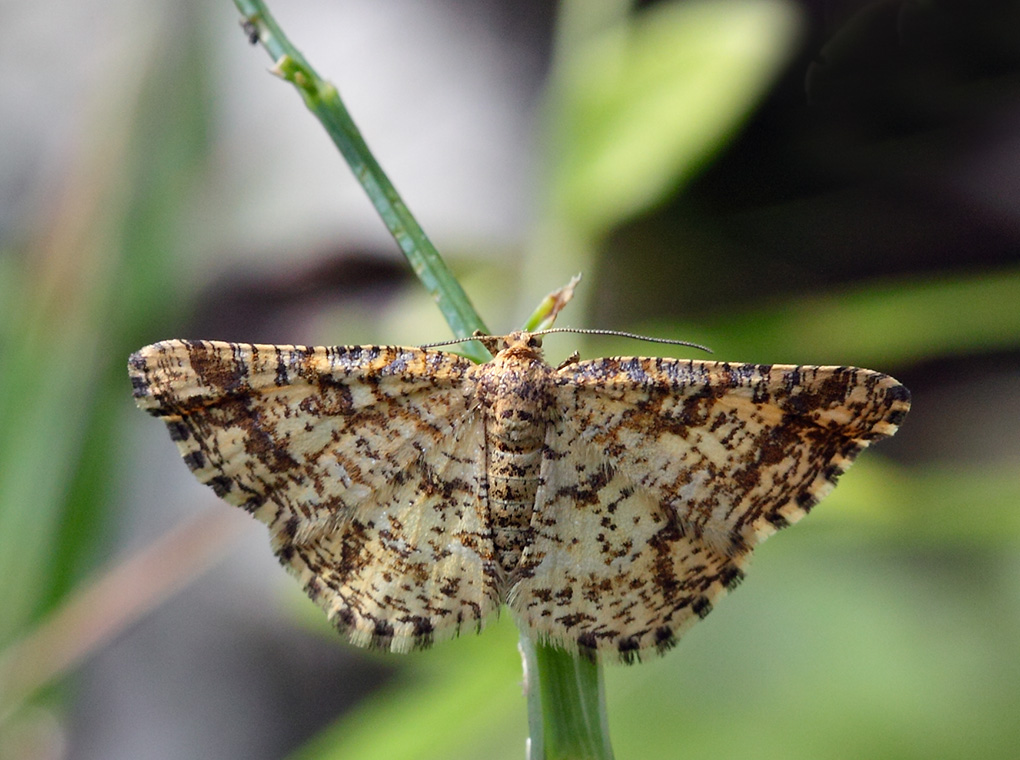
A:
[484,331,544,361]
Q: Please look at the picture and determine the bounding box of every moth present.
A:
[129,331,909,662]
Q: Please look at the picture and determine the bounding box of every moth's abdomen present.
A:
[476,355,554,577]
[485,390,546,574]
[487,443,543,574]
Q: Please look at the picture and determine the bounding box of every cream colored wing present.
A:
[130,340,499,652]
[509,356,910,662]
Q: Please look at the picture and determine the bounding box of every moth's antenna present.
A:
[419,329,713,354]
[534,328,713,354]
[418,333,492,351]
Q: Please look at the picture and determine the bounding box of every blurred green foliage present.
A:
[1,0,1018,758]
[0,2,211,722]
[548,0,800,236]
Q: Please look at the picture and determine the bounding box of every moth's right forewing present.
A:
[129,341,500,652]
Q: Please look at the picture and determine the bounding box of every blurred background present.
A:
[1,0,1018,758]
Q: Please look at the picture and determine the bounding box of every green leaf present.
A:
[549,0,801,236]
[635,266,1020,367]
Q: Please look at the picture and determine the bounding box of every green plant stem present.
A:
[233,0,490,362]
[231,3,614,757]
[521,634,614,760]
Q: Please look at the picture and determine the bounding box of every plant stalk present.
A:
[233,0,490,361]
[230,3,615,756]
[521,633,615,760]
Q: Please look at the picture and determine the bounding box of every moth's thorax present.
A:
[474,336,556,574]
[478,347,554,443]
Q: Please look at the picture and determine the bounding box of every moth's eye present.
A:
[528,336,543,348]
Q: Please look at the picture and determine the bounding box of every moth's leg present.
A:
[556,352,580,371]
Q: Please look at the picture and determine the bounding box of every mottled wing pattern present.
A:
[129,340,500,652]
[510,357,910,661]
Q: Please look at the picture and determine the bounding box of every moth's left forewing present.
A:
[511,355,909,662]
[562,357,910,523]
[704,362,911,541]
